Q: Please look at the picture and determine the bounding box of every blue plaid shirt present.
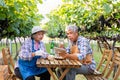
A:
[66,36,96,70]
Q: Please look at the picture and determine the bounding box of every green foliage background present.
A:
[45,0,120,39]
[0,0,43,40]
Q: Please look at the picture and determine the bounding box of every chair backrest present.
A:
[96,49,112,75]
[97,41,111,54]
[2,48,15,74]
[105,51,120,80]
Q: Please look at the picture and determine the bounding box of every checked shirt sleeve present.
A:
[77,38,92,60]
[19,39,33,61]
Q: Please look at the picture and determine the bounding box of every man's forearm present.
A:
[66,54,79,60]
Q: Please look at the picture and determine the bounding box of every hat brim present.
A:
[32,30,47,35]
[39,30,47,33]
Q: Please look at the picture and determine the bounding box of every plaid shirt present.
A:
[66,36,96,70]
[15,38,49,68]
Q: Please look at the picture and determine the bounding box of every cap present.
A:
[32,26,46,34]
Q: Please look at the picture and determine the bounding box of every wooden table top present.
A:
[36,58,82,68]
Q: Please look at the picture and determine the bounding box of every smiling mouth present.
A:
[69,38,73,40]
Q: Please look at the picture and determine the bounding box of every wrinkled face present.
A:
[33,31,44,42]
[66,30,78,42]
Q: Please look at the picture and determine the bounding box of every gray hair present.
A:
[65,25,78,32]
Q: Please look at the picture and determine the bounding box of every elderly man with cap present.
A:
[59,25,96,80]
[14,26,54,80]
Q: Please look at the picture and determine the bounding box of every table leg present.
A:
[47,68,57,80]
[59,68,70,80]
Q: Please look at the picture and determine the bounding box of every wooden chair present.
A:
[2,48,19,80]
[84,49,113,80]
[105,51,120,80]
[97,41,111,54]
[84,50,120,80]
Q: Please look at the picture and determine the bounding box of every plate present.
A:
[54,56,64,60]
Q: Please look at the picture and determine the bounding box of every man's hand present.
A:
[59,52,68,59]
[59,53,79,60]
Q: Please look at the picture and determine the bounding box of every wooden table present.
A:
[36,58,82,80]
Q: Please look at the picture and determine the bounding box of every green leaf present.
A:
[37,0,43,4]
[103,3,112,14]
[0,13,6,20]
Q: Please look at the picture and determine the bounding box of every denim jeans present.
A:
[65,65,94,80]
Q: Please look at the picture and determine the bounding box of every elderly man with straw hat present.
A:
[14,26,54,80]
